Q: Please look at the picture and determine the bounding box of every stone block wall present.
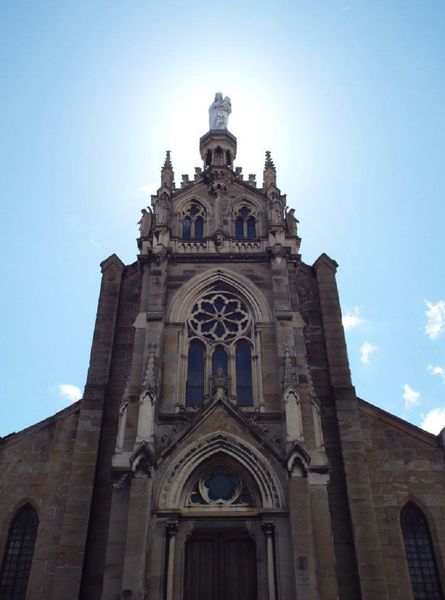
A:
[0,404,79,598]
[359,401,445,598]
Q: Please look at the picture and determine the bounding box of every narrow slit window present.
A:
[0,504,39,600]
[401,502,443,600]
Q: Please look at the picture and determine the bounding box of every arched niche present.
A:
[157,433,285,510]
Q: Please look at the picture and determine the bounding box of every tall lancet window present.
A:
[400,502,443,600]
[186,340,205,406]
[182,202,205,240]
[0,504,39,599]
[236,340,253,406]
[185,286,256,407]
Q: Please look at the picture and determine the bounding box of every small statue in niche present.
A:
[138,207,153,238]
[270,198,284,226]
[284,389,303,443]
[285,208,299,236]
[212,368,229,401]
[156,192,170,226]
[209,92,232,130]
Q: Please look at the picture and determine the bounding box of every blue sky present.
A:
[1,0,444,436]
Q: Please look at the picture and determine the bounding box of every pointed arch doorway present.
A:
[184,530,257,600]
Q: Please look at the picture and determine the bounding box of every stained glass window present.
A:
[188,467,254,506]
[235,206,256,239]
[186,340,205,406]
[401,502,443,600]
[0,504,39,600]
[185,288,255,407]
[182,203,205,240]
[182,216,192,240]
[236,340,253,406]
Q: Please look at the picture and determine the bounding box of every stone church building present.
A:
[1,96,445,600]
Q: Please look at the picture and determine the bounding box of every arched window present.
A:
[185,288,256,407]
[236,340,253,406]
[182,202,205,240]
[0,504,39,599]
[234,205,256,240]
[186,340,205,406]
[400,502,443,599]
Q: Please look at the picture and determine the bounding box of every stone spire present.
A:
[161,150,174,189]
[263,150,276,189]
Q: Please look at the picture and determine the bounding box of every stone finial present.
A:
[181,174,190,188]
[264,150,276,171]
[161,150,174,188]
[263,150,277,189]
[142,345,158,395]
[163,150,172,170]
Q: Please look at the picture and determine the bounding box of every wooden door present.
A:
[184,531,257,600]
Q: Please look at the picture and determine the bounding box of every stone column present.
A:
[120,470,153,599]
[165,521,179,600]
[101,475,131,599]
[287,461,318,600]
[308,471,339,600]
[262,522,277,600]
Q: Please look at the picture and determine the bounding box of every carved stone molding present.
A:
[158,433,284,509]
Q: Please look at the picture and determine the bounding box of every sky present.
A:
[1,0,444,437]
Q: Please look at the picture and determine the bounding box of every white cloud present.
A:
[420,408,445,435]
[342,307,364,331]
[135,183,157,197]
[360,341,377,365]
[425,299,445,339]
[58,384,82,403]
[402,384,421,409]
[89,237,101,248]
[427,365,445,383]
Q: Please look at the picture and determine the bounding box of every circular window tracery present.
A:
[188,467,254,507]
[188,292,250,342]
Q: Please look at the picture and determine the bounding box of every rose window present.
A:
[188,293,250,342]
[188,467,253,506]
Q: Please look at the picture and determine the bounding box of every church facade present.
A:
[1,97,445,600]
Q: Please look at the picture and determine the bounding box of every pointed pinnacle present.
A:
[264,150,276,170]
[163,150,173,170]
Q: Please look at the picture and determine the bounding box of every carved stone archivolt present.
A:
[158,433,284,510]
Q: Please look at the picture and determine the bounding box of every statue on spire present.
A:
[209,92,232,130]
